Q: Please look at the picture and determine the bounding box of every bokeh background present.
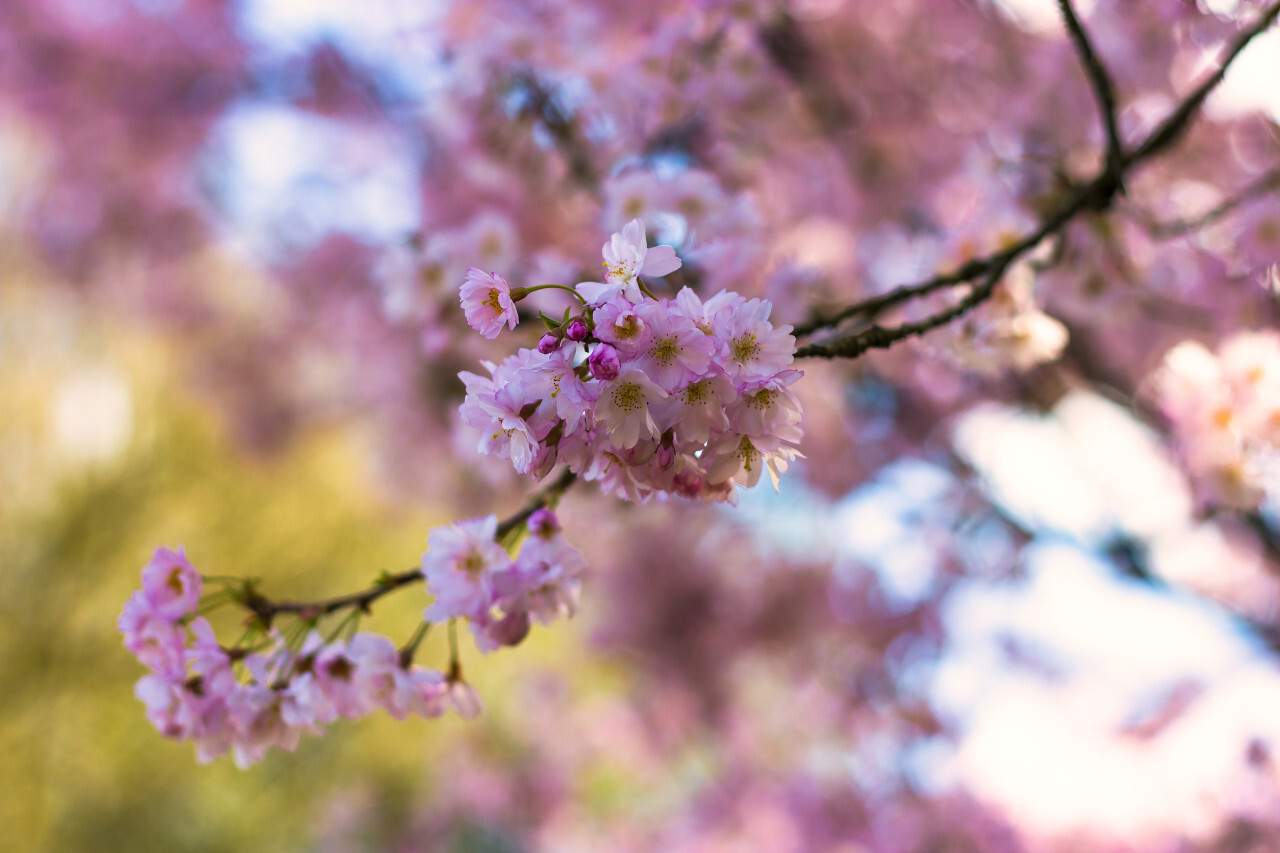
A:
[4,0,1280,851]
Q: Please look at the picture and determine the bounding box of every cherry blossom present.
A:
[459,268,519,339]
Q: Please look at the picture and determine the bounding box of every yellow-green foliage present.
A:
[0,278,605,853]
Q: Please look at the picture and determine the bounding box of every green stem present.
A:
[516,283,587,304]
[399,621,433,667]
[324,609,359,643]
[194,590,234,615]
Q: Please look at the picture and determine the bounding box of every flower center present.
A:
[460,549,487,575]
[612,382,644,412]
[614,315,641,339]
[326,658,354,682]
[479,233,503,259]
[604,260,634,281]
[482,288,503,313]
[649,335,680,366]
[683,380,709,404]
[745,388,775,410]
[730,333,760,363]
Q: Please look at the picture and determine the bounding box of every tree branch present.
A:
[795,256,1014,359]
[795,0,1280,356]
[494,467,576,540]
[1124,0,1280,166]
[512,71,601,196]
[758,8,858,137]
[1056,0,1126,188]
[1139,164,1280,239]
[231,468,579,628]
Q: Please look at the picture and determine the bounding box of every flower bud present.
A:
[673,470,703,499]
[487,611,531,648]
[656,444,676,470]
[588,343,621,380]
[537,333,560,354]
[530,443,558,479]
[527,508,560,538]
[565,319,589,342]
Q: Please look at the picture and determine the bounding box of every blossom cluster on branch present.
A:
[120,499,585,766]
[93,0,1280,801]
[460,219,804,502]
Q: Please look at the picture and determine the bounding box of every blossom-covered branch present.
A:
[795,1,1280,357]
[458,219,803,503]
[233,467,578,630]
[120,468,585,767]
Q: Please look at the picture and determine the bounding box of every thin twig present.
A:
[495,467,577,539]
[233,468,579,628]
[1141,164,1280,238]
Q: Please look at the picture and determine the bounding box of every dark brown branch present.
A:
[1240,509,1280,570]
[795,0,1280,356]
[238,568,423,627]
[232,468,579,628]
[494,467,576,540]
[796,257,1014,359]
[1056,0,1126,188]
[792,257,991,338]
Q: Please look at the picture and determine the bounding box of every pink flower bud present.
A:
[588,343,621,380]
[656,444,676,470]
[673,470,703,499]
[487,611,531,648]
[565,319,589,341]
[530,443,558,479]
[537,333,560,354]
[528,508,560,538]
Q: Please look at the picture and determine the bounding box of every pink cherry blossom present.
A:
[139,546,202,622]
[595,368,669,450]
[459,268,518,339]
[422,515,510,621]
[601,218,682,299]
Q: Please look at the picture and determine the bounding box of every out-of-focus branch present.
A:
[231,468,578,629]
[757,8,858,137]
[1138,164,1280,238]
[1056,0,1126,189]
[795,0,1280,357]
[1124,0,1280,166]
[512,71,601,196]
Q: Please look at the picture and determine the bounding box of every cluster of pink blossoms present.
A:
[121,547,479,768]
[929,263,1069,375]
[422,508,585,652]
[459,219,803,503]
[1153,330,1280,509]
